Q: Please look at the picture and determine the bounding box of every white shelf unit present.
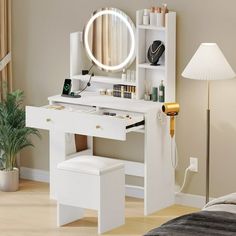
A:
[137,25,166,31]
[71,74,136,86]
[136,10,176,101]
[70,12,175,102]
[138,63,166,70]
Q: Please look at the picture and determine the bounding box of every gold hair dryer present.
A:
[162,103,180,138]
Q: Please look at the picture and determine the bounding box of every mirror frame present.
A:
[83,8,136,72]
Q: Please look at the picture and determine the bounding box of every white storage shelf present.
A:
[138,63,165,70]
[137,24,166,31]
[72,74,136,86]
[136,10,176,100]
[70,11,175,102]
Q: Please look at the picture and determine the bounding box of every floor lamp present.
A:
[182,43,236,203]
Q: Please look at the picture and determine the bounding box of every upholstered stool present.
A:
[56,155,125,234]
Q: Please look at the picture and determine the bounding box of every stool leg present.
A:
[57,203,84,226]
[98,169,125,234]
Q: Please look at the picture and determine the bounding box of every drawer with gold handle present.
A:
[26,106,144,140]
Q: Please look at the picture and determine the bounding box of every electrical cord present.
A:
[171,135,195,194]
[171,139,193,194]
[175,166,191,194]
[77,73,94,96]
[158,113,178,169]
[69,64,94,97]
[171,138,178,169]
[158,110,194,194]
[88,64,94,71]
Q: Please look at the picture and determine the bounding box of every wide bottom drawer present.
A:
[26,104,144,141]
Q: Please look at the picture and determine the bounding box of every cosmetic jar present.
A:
[99,88,106,95]
[106,89,113,96]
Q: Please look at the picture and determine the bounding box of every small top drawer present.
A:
[26,105,144,141]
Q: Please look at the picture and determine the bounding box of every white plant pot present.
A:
[0,168,19,192]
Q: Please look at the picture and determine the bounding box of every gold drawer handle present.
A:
[96,125,101,129]
[46,118,52,122]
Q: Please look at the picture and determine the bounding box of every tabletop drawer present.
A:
[26,105,144,141]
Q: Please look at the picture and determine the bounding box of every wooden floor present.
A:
[0,180,199,236]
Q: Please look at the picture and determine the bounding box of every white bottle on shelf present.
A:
[150,12,157,26]
[143,9,150,25]
[156,13,164,27]
[121,69,126,82]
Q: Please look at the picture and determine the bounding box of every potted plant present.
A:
[0,90,40,191]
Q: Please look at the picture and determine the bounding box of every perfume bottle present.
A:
[131,86,136,99]
[152,87,158,102]
[150,7,156,26]
[161,3,168,27]
[159,80,165,102]
[143,9,150,25]
[121,69,126,82]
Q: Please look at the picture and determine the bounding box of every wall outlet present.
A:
[189,157,198,172]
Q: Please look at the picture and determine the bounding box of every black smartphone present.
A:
[62,79,71,95]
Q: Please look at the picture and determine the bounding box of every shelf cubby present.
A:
[138,63,165,70]
[137,24,166,31]
[71,74,136,86]
[136,10,176,101]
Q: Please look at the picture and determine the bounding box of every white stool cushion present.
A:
[57,155,124,176]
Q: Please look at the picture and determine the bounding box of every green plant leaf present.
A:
[0,90,40,171]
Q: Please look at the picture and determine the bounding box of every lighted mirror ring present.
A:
[83,9,136,72]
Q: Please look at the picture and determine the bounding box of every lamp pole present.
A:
[206,81,210,203]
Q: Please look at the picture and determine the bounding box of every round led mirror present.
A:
[83,8,136,72]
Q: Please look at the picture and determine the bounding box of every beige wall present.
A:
[12,0,236,197]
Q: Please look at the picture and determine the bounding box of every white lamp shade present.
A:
[182,43,236,80]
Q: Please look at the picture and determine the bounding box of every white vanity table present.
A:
[26,91,174,215]
[26,8,176,216]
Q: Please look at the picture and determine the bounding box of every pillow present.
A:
[203,192,236,209]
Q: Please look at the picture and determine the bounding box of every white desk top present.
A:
[48,92,161,113]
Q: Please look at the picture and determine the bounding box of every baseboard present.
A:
[175,192,214,208]
[20,167,49,183]
[125,185,144,199]
[20,167,212,208]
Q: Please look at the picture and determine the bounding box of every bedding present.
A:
[144,193,236,236]
[203,193,236,214]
